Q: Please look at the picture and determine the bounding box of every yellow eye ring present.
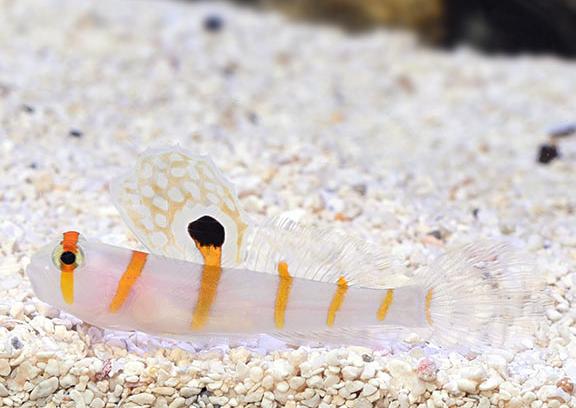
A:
[52,244,84,269]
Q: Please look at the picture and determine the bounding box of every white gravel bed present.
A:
[1,0,576,407]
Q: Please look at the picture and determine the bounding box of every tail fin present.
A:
[420,241,546,350]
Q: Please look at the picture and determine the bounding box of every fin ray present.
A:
[244,217,408,287]
[420,241,546,350]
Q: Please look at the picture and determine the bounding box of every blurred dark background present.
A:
[226,0,576,58]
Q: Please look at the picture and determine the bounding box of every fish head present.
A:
[26,231,120,321]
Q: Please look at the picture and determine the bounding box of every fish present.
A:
[26,147,544,349]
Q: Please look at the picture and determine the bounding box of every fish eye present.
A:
[52,245,84,269]
[60,251,76,265]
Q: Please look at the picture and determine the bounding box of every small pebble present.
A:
[21,104,35,113]
[30,377,59,400]
[249,366,264,382]
[128,393,155,405]
[0,359,11,376]
[387,359,412,378]
[90,398,105,408]
[152,386,175,396]
[547,308,563,322]
[361,354,373,363]
[306,375,323,388]
[244,391,263,403]
[168,397,185,408]
[461,366,486,382]
[417,358,437,382]
[204,15,224,32]
[59,374,77,388]
[289,376,305,391]
[361,383,378,397]
[478,375,502,391]
[324,374,339,388]
[549,123,576,138]
[346,380,364,394]
[457,379,478,393]
[342,366,361,381]
[276,381,289,393]
[180,386,200,398]
[69,129,83,138]
[556,377,574,394]
[44,359,60,376]
[537,143,559,164]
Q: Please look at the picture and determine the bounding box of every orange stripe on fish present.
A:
[60,231,80,304]
[109,250,148,313]
[62,231,80,252]
[327,276,348,327]
[377,289,394,321]
[274,261,293,329]
[191,242,222,330]
[425,288,433,325]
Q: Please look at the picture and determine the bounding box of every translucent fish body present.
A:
[28,239,427,340]
[26,147,545,349]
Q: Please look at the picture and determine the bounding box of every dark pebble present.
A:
[353,183,367,196]
[204,15,224,32]
[549,123,576,139]
[247,111,259,125]
[427,230,443,240]
[222,62,237,77]
[537,143,559,164]
[11,337,23,350]
[362,354,374,362]
[21,104,35,114]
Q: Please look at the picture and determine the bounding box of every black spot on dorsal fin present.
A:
[188,216,225,247]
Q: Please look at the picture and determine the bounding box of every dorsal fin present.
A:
[243,217,408,288]
[110,147,251,267]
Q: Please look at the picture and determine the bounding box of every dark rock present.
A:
[537,143,559,164]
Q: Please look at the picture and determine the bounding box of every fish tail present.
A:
[420,241,546,350]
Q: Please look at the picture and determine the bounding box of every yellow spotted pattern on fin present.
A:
[111,147,251,267]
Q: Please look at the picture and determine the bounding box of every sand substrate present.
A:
[1,0,576,407]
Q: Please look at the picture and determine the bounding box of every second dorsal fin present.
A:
[243,217,408,288]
